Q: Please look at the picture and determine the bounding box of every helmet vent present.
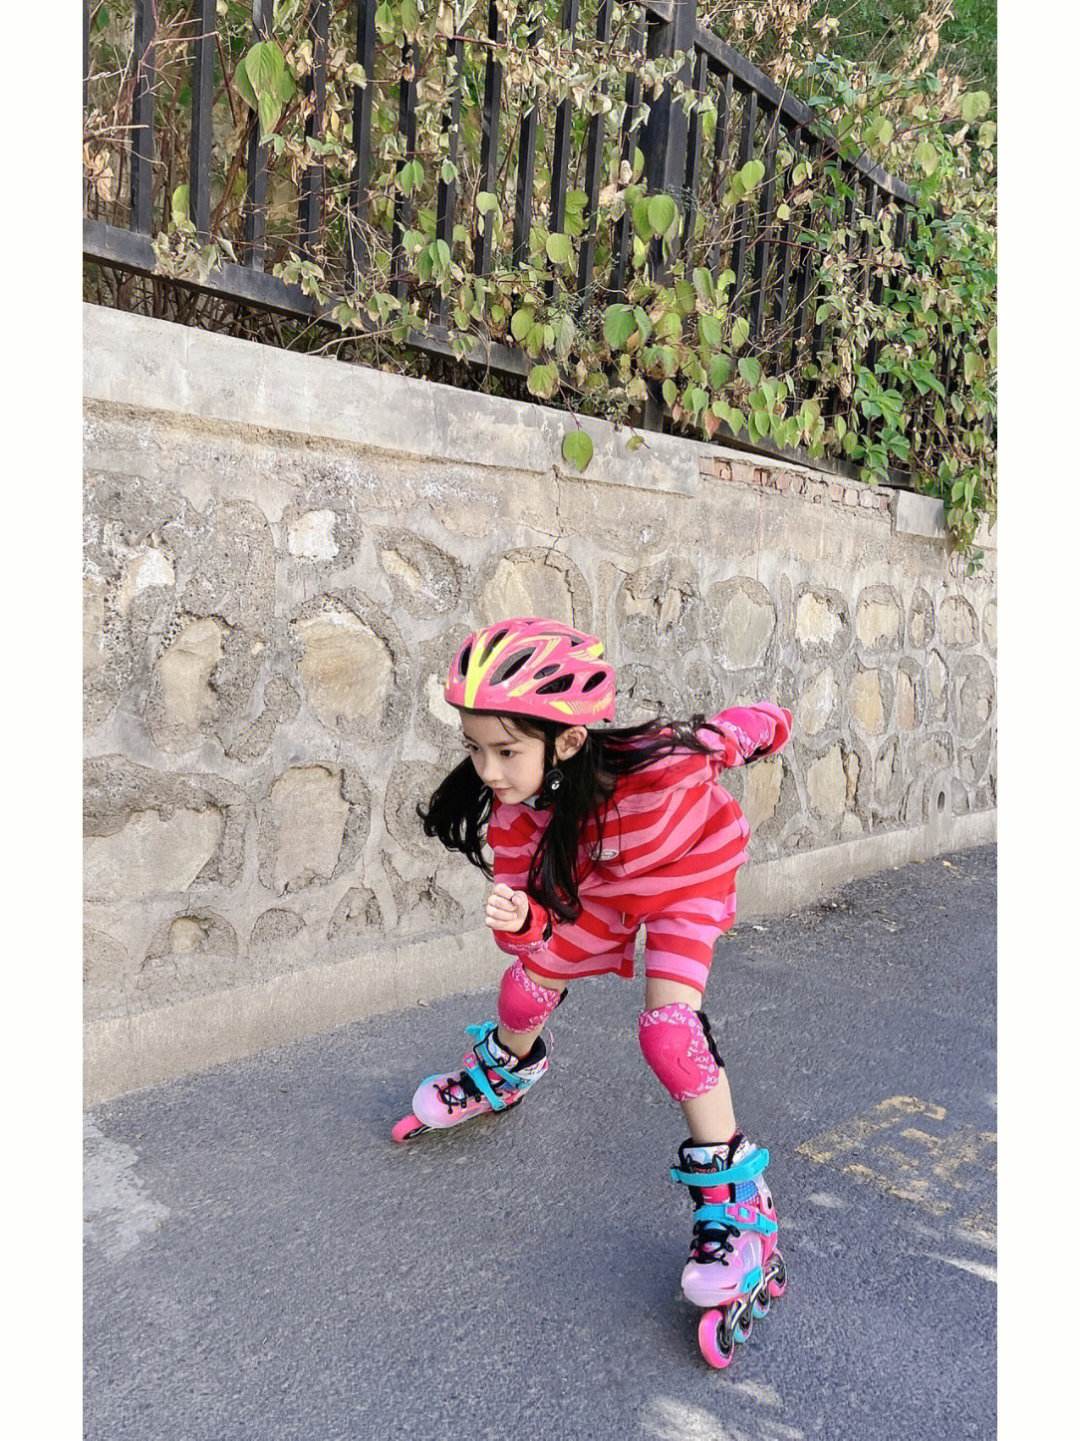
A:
[459,643,472,675]
[480,629,509,663]
[536,675,573,695]
[582,671,607,692]
[492,650,532,684]
[535,663,559,679]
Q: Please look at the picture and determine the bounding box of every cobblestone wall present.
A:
[83,307,996,1088]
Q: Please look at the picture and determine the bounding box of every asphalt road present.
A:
[85,845,996,1441]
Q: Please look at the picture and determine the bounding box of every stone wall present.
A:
[83,304,996,1100]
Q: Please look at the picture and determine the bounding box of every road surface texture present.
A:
[85,845,996,1441]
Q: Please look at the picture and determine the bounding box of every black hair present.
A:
[416,708,722,925]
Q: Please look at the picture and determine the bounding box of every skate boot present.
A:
[670,1133,787,1369]
[391,1020,549,1143]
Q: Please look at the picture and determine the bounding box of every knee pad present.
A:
[497,958,566,1034]
[638,1003,724,1101]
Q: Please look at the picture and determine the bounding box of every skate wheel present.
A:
[752,1284,772,1320]
[697,1309,735,1370]
[766,1253,787,1300]
[733,1306,753,1345]
[391,1113,429,1143]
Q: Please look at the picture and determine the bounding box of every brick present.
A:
[753,467,768,486]
[828,481,844,502]
[844,487,860,506]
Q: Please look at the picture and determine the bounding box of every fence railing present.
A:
[83,0,923,482]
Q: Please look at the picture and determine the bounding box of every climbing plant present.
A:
[84,0,995,567]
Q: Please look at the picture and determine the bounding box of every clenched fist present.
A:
[485,883,530,933]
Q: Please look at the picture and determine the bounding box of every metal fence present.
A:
[83,0,922,477]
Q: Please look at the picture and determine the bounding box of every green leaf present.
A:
[626,435,645,453]
[554,313,576,360]
[913,140,939,176]
[692,268,715,304]
[527,363,558,399]
[374,1,395,38]
[561,430,593,472]
[662,378,679,406]
[511,307,535,342]
[400,0,420,35]
[646,193,678,237]
[632,198,654,241]
[864,115,894,148]
[170,184,191,228]
[738,356,762,387]
[603,304,636,350]
[235,40,295,134]
[685,386,708,416]
[738,159,765,191]
[708,354,733,389]
[654,309,682,341]
[546,231,573,266]
[731,316,750,351]
[961,91,991,123]
[698,314,724,349]
[476,191,499,216]
[978,121,997,149]
[674,279,696,317]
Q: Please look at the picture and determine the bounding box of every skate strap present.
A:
[694,1202,778,1237]
[669,1147,770,1189]
[462,1021,530,1112]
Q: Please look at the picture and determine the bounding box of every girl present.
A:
[394,615,792,1368]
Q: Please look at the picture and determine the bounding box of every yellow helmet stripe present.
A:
[463,628,514,708]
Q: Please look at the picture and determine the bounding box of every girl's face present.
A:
[460,712,547,804]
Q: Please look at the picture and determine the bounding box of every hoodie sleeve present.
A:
[485,807,554,955]
[698,701,793,768]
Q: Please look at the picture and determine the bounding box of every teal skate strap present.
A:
[693,1201,778,1237]
[463,1021,529,1113]
[669,1147,770,1189]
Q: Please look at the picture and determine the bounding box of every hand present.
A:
[485,883,530,933]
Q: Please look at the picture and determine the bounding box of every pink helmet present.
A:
[444,616,617,724]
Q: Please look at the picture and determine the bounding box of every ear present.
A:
[555,726,589,762]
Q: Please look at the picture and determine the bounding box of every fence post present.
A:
[640,0,697,430]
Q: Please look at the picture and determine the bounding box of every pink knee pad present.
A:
[497,958,564,1033]
[638,1003,724,1101]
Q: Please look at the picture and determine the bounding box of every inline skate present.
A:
[671,1134,787,1369]
[391,1020,549,1142]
